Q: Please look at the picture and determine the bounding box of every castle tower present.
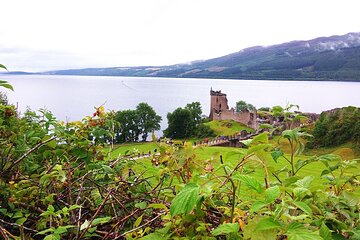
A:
[209,88,229,120]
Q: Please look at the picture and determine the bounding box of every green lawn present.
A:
[204,120,255,136]
[106,137,360,199]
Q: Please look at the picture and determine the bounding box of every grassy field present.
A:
[106,119,360,200]
[204,120,255,136]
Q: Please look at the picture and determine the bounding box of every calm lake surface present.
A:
[2,74,360,131]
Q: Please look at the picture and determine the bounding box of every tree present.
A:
[236,100,254,112]
[136,102,162,141]
[164,102,205,139]
[114,109,140,142]
[185,102,202,125]
[164,108,195,138]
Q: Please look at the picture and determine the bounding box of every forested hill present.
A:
[47,32,360,81]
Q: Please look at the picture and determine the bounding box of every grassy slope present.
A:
[106,119,360,198]
[204,120,255,136]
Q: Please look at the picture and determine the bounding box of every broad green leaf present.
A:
[16,217,27,225]
[287,231,322,240]
[170,183,200,216]
[236,175,263,193]
[250,201,267,213]
[211,223,239,236]
[135,202,147,209]
[265,186,280,203]
[43,234,60,240]
[247,144,272,155]
[252,132,269,144]
[140,232,164,240]
[54,225,75,235]
[295,156,317,172]
[46,140,57,149]
[294,176,314,189]
[293,187,312,198]
[342,191,360,207]
[92,216,111,226]
[286,222,322,240]
[293,201,312,216]
[319,223,332,240]
[244,216,278,240]
[255,217,281,231]
[271,149,284,162]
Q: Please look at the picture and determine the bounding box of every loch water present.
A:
[3,74,360,131]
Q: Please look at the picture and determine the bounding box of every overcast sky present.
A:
[1,0,359,72]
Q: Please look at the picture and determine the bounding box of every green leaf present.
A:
[92,216,111,226]
[140,232,164,240]
[0,82,14,91]
[286,222,322,240]
[250,201,267,213]
[287,231,322,240]
[0,64,8,70]
[265,186,280,203]
[148,203,168,209]
[293,187,312,198]
[237,175,263,193]
[170,183,200,216]
[293,201,312,216]
[252,132,269,144]
[43,234,60,240]
[319,223,332,240]
[54,225,75,235]
[255,217,281,232]
[91,189,102,206]
[16,217,27,225]
[80,220,90,231]
[294,176,314,189]
[135,202,147,209]
[46,140,57,149]
[342,191,360,207]
[134,214,143,228]
[271,149,283,162]
[37,227,55,235]
[212,223,239,236]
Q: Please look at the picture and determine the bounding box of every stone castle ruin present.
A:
[209,89,258,129]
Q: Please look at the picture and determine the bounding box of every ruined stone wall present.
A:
[211,109,258,129]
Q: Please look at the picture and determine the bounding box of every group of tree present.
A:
[114,103,162,142]
[235,100,255,112]
[308,106,360,147]
[164,102,215,139]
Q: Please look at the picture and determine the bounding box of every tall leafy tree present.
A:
[136,102,162,141]
[164,102,205,139]
[114,109,140,142]
[185,102,202,125]
[164,108,195,138]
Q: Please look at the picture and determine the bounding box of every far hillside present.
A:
[46,32,360,81]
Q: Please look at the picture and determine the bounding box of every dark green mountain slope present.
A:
[47,32,360,81]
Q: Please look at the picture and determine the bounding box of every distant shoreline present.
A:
[2,72,360,83]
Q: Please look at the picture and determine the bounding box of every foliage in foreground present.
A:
[0,103,359,239]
